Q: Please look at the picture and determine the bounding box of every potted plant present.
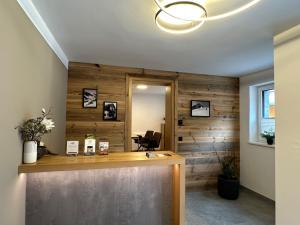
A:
[261,130,275,145]
[16,108,55,164]
[216,141,239,200]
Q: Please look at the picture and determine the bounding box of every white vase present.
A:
[24,141,37,164]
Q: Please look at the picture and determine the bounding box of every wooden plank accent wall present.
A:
[67,62,128,152]
[66,62,239,188]
[177,74,239,188]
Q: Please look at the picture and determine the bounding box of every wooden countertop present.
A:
[18,151,185,174]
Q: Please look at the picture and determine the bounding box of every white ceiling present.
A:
[31,0,300,77]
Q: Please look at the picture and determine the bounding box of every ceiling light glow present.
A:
[155,1,207,34]
[154,0,262,34]
[136,85,148,90]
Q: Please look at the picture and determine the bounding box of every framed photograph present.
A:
[191,100,210,117]
[82,88,97,108]
[103,101,117,120]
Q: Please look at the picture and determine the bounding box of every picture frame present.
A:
[103,101,117,120]
[191,100,210,117]
[82,88,97,108]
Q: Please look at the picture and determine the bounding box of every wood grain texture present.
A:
[173,164,185,225]
[67,63,126,152]
[19,151,185,174]
[177,74,240,188]
[66,62,240,189]
[125,76,176,151]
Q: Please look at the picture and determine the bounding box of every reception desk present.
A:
[19,151,185,225]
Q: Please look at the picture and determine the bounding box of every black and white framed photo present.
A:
[82,88,97,108]
[103,101,117,120]
[191,100,210,117]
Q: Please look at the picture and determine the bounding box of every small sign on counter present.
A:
[99,141,109,155]
[66,141,79,155]
[84,134,96,156]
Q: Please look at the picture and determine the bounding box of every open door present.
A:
[164,86,173,150]
[126,76,176,151]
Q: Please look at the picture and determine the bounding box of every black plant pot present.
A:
[37,146,48,160]
[218,175,240,200]
[267,138,274,145]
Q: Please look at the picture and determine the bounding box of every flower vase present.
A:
[24,141,37,163]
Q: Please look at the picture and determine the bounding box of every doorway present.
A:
[125,76,176,151]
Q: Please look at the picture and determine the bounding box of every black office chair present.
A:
[151,132,162,150]
[142,132,162,151]
[138,130,154,151]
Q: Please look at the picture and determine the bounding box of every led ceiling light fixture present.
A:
[136,84,148,90]
[155,1,207,34]
[154,0,262,34]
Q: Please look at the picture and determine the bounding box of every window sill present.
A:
[248,141,275,149]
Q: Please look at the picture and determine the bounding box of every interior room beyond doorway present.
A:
[131,84,166,151]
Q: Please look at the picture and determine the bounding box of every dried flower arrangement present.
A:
[16,108,55,142]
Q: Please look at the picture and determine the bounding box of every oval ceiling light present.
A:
[155,1,207,34]
[154,0,262,34]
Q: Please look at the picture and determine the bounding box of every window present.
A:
[262,89,275,119]
[249,82,275,145]
[258,84,275,138]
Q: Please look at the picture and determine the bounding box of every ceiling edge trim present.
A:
[17,0,69,68]
[274,24,300,47]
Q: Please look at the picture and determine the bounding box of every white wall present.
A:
[0,0,67,224]
[132,93,165,136]
[240,69,275,201]
[274,24,300,225]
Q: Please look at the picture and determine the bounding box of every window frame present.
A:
[262,89,275,119]
[257,83,275,142]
